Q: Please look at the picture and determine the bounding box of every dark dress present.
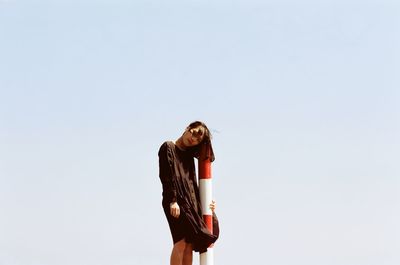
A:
[158,141,219,253]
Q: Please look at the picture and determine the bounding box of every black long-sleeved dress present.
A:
[158,141,219,253]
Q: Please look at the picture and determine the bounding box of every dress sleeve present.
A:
[158,142,177,203]
[212,211,220,240]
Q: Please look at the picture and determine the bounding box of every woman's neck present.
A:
[174,137,187,151]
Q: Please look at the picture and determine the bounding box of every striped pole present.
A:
[198,144,213,265]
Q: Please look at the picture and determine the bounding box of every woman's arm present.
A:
[159,142,180,218]
[158,142,177,204]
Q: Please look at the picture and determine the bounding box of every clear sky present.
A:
[1,0,399,265]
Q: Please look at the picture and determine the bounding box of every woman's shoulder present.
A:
[158,141,175,154]
[161,140,175,148]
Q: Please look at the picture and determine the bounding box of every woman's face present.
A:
[181,125,205,147]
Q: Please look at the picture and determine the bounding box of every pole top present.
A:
[199,141,215,162]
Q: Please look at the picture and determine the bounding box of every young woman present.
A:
[158,121,219,265]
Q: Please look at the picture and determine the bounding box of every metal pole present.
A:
[198,144,214,265]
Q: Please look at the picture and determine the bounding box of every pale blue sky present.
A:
[1,1,399,265]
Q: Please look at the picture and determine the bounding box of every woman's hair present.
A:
[185,121,215,162]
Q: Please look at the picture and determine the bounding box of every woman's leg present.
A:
[170,239,186,265]
[182,243,193,265]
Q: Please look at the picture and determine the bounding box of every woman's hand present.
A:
[209,200,216,213]
[170,202,180,218]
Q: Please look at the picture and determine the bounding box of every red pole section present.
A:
[199,144,214,265]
